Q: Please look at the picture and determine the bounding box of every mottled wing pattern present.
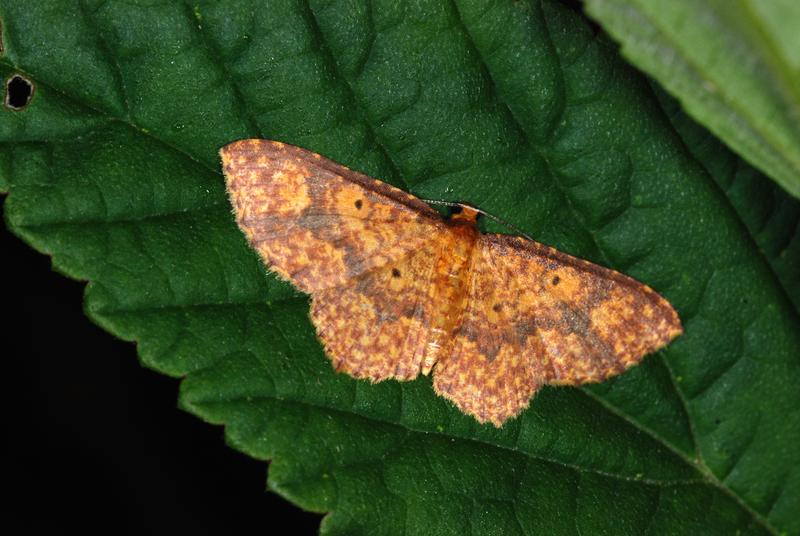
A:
[484,235,683,385]
[434,234,682,426]
[433,236,543,426]
[221,140,444,292]
[310,239,444,382]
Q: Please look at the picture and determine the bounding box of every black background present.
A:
[3,203,323,534]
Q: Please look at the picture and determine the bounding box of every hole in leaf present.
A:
[5,74,34,110]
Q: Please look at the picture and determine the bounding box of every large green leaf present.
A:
[584,0,800,200]
[2,1,798,534]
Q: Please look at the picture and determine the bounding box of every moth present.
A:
[221,140,682,426]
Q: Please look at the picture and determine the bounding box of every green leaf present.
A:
[2,1,798,534]
[651,83,800,314]
[584,0,800,200]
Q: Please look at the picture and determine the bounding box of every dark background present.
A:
[3,204,323,534]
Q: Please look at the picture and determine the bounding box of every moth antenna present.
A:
[421,198,462,208]
[421,198,535,241]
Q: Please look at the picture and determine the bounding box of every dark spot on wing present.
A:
[392,268,401,278]
[354,199,363,209]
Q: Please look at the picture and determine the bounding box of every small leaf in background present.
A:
[2,0,799,534]
[585,0,800,199]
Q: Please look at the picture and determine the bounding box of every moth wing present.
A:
[434,233,682,426]
[310,239,444,382]
[222,140,444,293]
